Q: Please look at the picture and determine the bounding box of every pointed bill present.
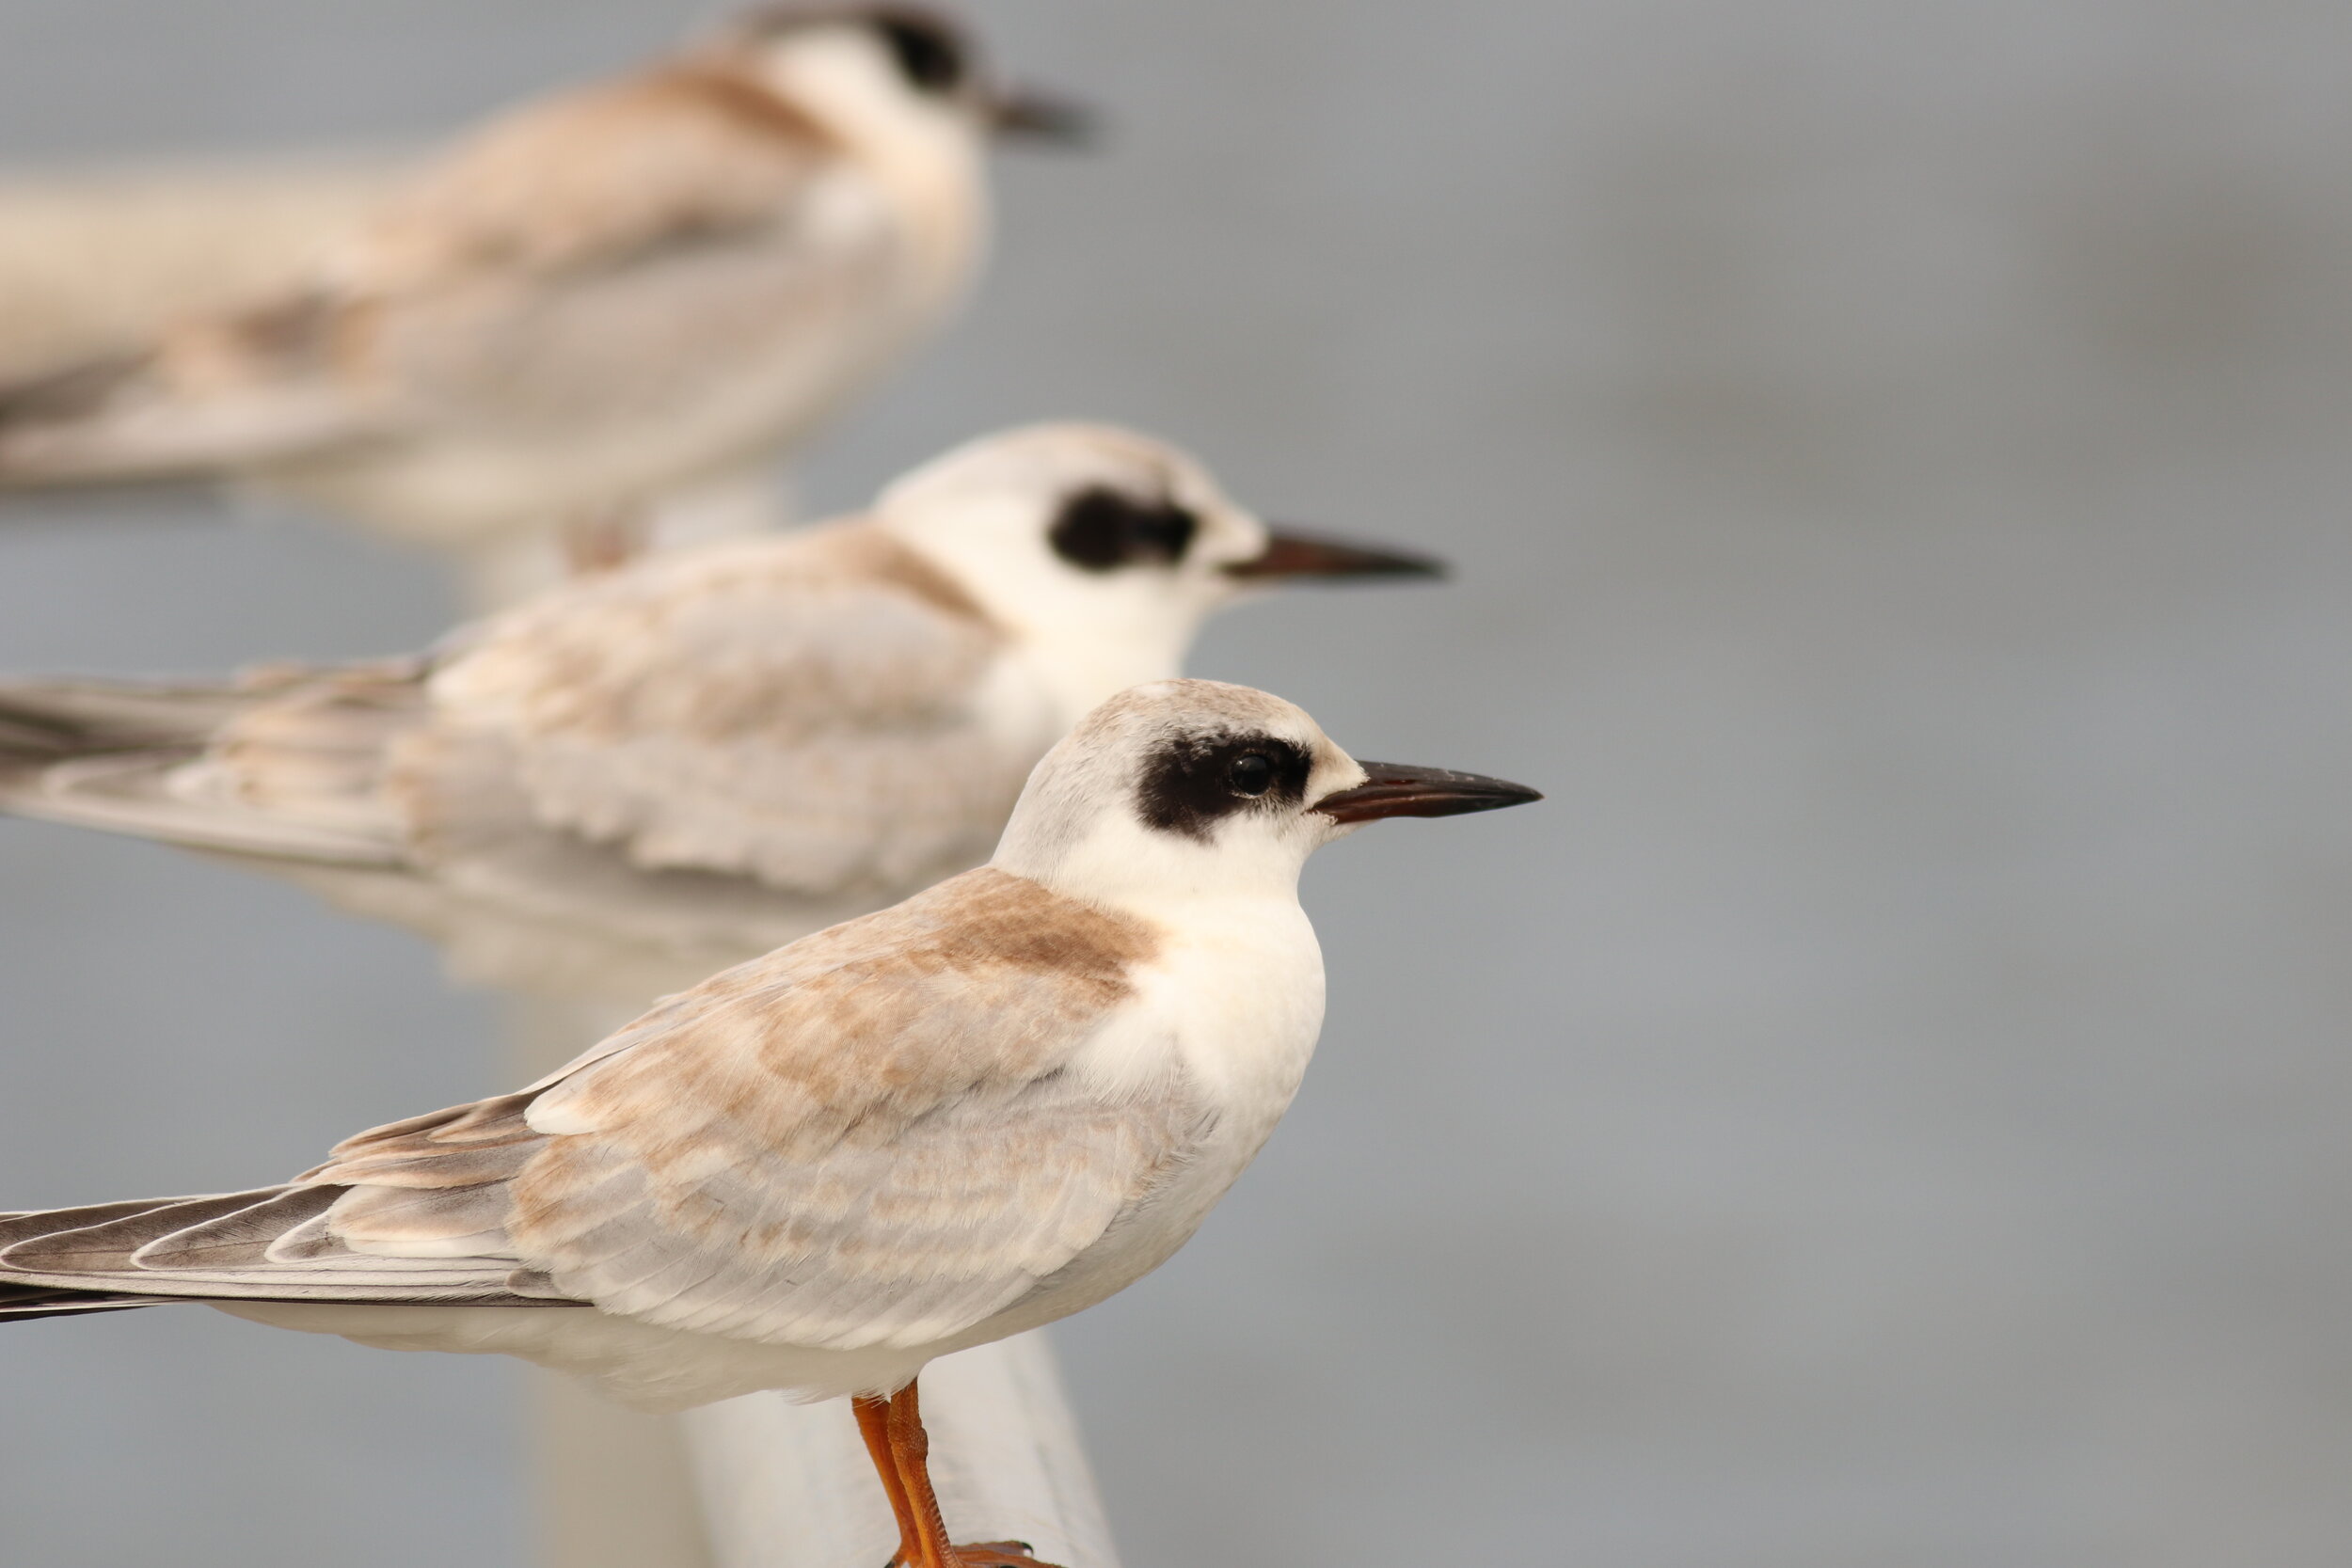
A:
[1223,528,1447,582]
[1312,761,1542,823]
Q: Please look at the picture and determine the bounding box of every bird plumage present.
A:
[0,681,1539,1417]
[0,7,1073,571]
[0,425,1444,998]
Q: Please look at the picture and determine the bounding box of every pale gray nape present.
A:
[5,4,2352,1568]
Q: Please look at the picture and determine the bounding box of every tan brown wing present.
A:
[336,63,831,293]
[0,59,863,483]
[307,869,1204,1349]
[0,1188,563,1307]
[0,662,426,864]
[1,872,1205,1347]
[415,524,1037,893]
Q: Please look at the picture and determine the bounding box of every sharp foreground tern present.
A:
[0,678,1538,1568]
[0,4,1089,574]
[0,423,1444,999]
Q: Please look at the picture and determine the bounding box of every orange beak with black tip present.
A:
[1224,528,1448,583]
[1313,762,1543,824]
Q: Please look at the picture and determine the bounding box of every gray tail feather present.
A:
[0,1190,576,1313]
[0,665,427,865]
[0,1210,165,1317]
[0,1281,158,1322]
[0,351,173,493]
[0,293,372,488]
[0,352,154,435]
[0,679,246,765]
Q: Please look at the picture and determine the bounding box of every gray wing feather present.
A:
[485,871,1201,1351]
[0,1188,561,1306]
[0,63,864,488]
[0,332,387,485]
[0,531,1032,899]
[421,528,1034,893]
[0,668,424,864]
[0,874,1196,1350]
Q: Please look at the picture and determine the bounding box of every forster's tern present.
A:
[0,424,1443,999]
[0,5,1090,585]
[0,677,1538,1568]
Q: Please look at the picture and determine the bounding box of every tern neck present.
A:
[994,801,1321,927]
[877,517,1220,729]
[755,35,987,305]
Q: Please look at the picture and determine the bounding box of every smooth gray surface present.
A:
[5,2,2352,1565]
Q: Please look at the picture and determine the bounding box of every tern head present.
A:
[717,5,1093,146]
[873,424,1447,719]
[993,679,1540,907]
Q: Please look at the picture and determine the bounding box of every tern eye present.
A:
[872,13,969,94]
[1138,733,1311,838]
[1049,487,1202,572]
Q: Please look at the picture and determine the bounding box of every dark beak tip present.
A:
[1227,529,1451,584]
[1312,764,1546,825]
[991,89,1101,147]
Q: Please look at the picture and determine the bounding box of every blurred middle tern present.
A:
[0,677,1541,1568]
[0,424,1442,997]
[0,5,1089,583]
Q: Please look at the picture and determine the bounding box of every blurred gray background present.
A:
[5,1,2352,1564]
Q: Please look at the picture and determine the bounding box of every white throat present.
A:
[757,33,988,304]
[881,515,1227,729]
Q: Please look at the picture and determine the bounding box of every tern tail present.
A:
[0,668,423,865]
[0,1189,571,1316]
[0,1280,158,1322]
[0,297,376,490]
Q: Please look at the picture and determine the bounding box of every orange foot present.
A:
[889,1543,1063,1568]
[957,1544,1061,1568]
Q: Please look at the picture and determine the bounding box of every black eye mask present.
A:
[871,9,969,94]
[1136,734,1314,840]
[1048,487,1203,572]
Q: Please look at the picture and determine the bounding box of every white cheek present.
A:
[1309,813,1365,847]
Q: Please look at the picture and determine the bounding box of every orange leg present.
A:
[855,1376,1063,1568]
[854,1394,927,1567]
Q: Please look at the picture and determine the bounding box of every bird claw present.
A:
[951,1543,1056,1568]
[885,1544,1053,1568]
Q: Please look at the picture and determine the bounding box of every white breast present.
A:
[1075,895,1326,1108]
[995,895,1326,1320]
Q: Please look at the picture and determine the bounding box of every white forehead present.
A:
[876,424,1226,517]
[1023,680,1333,824]
[992,679,1362,896]
[1038,682,1332,824]
[1073,678,1323,752]
[739,17,890,74]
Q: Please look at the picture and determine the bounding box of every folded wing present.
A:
[0,522,1034,893]
[1,870,1206,1354]
[0,662,425,863]
[419,525,1038,893]
[0,60,871,488]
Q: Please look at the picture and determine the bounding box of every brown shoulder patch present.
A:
[638,61,836,150]
[815,523,999,628]
[914,867,1159,991]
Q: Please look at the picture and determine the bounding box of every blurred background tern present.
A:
[0,677,1541,1568]
[0,4,1092,605]
[0,423,1442,1006]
